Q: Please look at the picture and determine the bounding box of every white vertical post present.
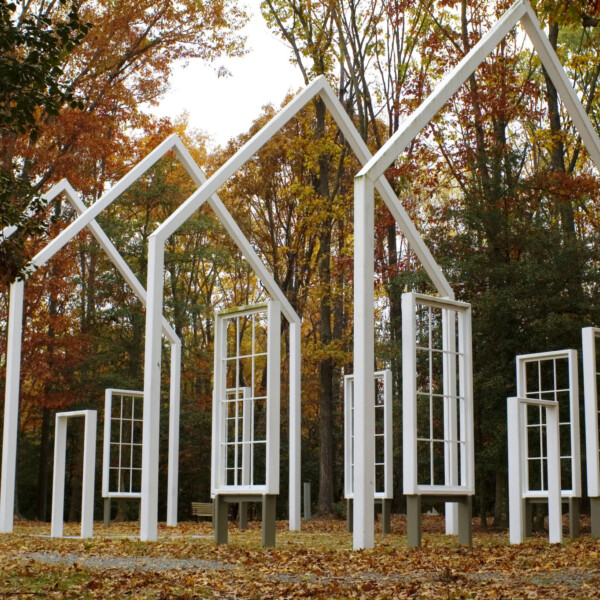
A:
[81,411,97,538]
[289,321,302,530]
[141,235,165,541]
[568,350,582,497]
[402,293,418,495]
[267,302,281,493]
[583,328,600,497]
[462,306,475,492]
[382,369,393,499]
[546,403,562,544]
[166,340,181,526]
[343,375,354,498]
[242,387,253,486]
[211,313,224,496]
[353,175,375,550]
[443,309,458,534]
[101,390,111,498]
[50,416,68,538]
[0,279,25,533]
[507,396,524,544]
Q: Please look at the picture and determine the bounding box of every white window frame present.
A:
[507,396,561,544]
[102,389,144,499]
[582,328,600,498]
[344,370,392,500]
[402,292,474,496]
[516,349,581,498]
[211,301,280,496]
[51,410,97,538]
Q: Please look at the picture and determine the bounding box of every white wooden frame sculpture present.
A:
[516,350,581,497]
[582,327,600,537]
[140,77,452,546]
[353,0,600,549]
[507,397,561,544]
[51,410,97,538]
[212,302,281,496]
[516,349,581,538]
[344,370,392,500]
[344,370,393,534]
[402,293,474,546]
[102,389,144,499]
[13,136,307,541]
[0,179,181,533]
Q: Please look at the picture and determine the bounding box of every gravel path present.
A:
[23,552,232,572]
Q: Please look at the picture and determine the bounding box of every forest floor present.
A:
[0,516,598,599]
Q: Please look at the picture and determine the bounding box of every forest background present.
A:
[1,0,600,528]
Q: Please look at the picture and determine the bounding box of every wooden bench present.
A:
[191,502,213,521]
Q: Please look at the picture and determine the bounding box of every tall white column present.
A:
[0,280,25,533]
[289,321,302,530]
[507,397,523,544]
[81,411,97,538]
[166,340,181,527]
[353,175,375,550]
[141,236,165,541]
[50,416,68,538]
[546,404,562,544]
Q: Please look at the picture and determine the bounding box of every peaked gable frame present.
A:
[352,0,600,549]
[0,179,182,533]
[16,134,307,540]
[142,76,452,543]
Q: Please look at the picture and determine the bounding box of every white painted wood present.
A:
[101,390,111,498]
[353,175,375,549]
[383,369,393,502]
[402,293,418,496]
[50,416,67,538]
[140,237,165,541]
[443,309,459,534]
[358,0,528,182]
[0,280,24,533]
[402,293,474,497]
[507,396,524,544]
[267,301,281,494]
[582,327,600,498]
[508,396,562,544]
[211,302,281,496]
[167,341,181,526]
[568,350,582,497]
[516,350,581,498]
[1,179,181,534]
[546,403,562,544]
[520,8,600,170]
[317,82,453,299]
[81,411,97,538]
[51,411,97,538]
[344,370,393,500]
[288,321,302,530]
[462,305,475,493]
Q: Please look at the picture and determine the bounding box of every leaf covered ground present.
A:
[0,516,599,599]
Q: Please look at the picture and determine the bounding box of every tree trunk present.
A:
[315,96,335,515]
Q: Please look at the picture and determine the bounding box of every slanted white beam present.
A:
[31,136,188,269]
[359,0,600,182]
[0,179,181,532]
[358,0,529,182]
[520,9,600,169]
[318,82,453,298]
[143,76,453,546]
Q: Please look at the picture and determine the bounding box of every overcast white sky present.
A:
[149,1,305,149]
